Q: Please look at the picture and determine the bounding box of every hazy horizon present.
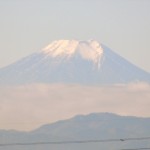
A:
[0,82,150,131]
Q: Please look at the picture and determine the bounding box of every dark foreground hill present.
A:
[0,113,150,150]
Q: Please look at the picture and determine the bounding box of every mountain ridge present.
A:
[0,112,150,150]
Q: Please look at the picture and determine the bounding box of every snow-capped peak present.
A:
[41,40,104,66]
[1,39,150,85]
[42,40,79,56]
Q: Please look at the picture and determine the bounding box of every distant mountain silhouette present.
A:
[0,113,150,150]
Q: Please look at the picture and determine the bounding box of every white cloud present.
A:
[0,83,150,131]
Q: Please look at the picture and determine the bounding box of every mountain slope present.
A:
[33,113,150,139]
[0,113,150,150]
[0,40,150,85]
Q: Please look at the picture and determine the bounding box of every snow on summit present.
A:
[42,40,104,64]
[42,40,79,56]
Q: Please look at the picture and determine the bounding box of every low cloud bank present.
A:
[0,83,150,131]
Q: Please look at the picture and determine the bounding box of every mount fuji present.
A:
[0,40,150,85]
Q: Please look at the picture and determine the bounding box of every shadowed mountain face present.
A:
[0,113,150,150]
[33,113,150,139]
[0,40,150,85]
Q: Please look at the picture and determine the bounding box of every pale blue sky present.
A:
[0,0,150,72]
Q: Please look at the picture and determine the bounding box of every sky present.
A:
[0,0,150,72]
